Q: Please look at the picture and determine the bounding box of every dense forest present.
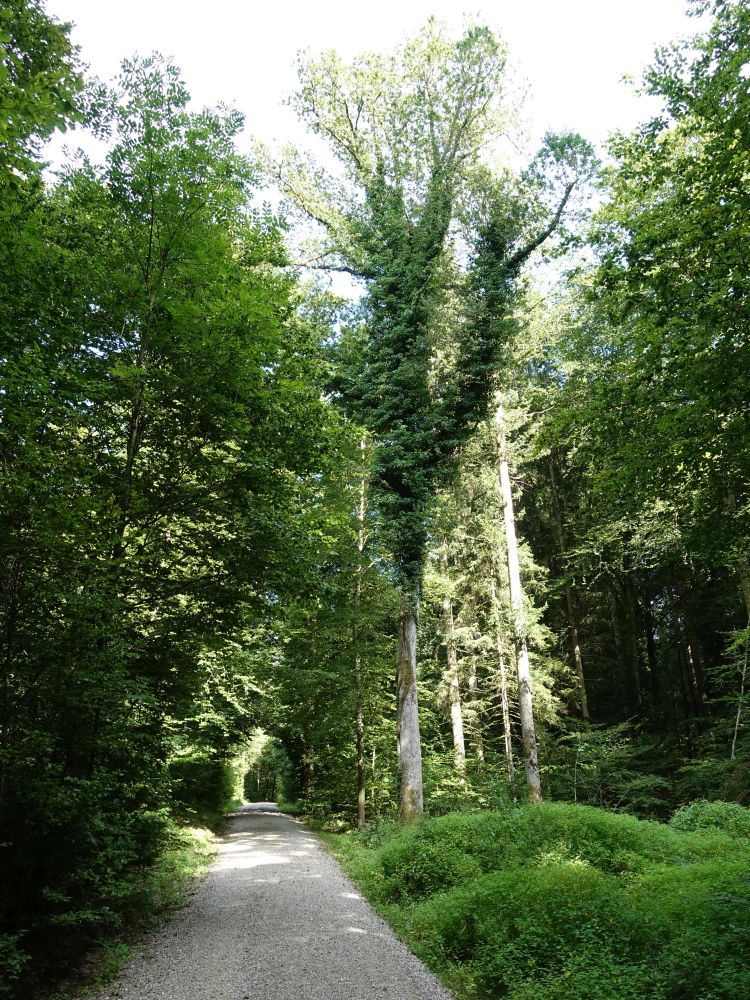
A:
[1,0,749,996]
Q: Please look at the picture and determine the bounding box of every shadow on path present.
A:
[93,804,453,999]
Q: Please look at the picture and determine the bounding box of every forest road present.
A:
[93,802,454,1000]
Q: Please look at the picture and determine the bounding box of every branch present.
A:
[504,179,577,272]
[292,256,369,279]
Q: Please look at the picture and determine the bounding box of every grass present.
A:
[322,802,750,1000]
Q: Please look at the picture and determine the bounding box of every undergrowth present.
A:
[17,824,217,1000]
[324,801,750,1000]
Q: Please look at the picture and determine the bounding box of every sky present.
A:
[44,0,703,162]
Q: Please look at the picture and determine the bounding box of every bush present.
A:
[366,802,747,906]
[669,799,750,838]
[168,756,236,827]
[0,934,30,1000]
[338,803,750,1000]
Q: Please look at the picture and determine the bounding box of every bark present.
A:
[642,599,662,705]
[623,575,644,710]
[668,588,701,721]
[355,684,366,829]
[467,657,485,766]
[443,594,466,777]
[679,586,706,713]
[609,585,643,710]
[734,564,750,761]
[397,593,423,822]
[495,395,542,804]
[731,616,749,761]
[548,455,590,720]
[565,587,590,721]
[490,574,515,784]
[354,438,367,829]
[739,563,750,619]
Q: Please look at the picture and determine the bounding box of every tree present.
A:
[279,22,595,819]
[0,0,82,184]
[0,54,329,986]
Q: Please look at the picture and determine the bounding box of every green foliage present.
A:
[0,933,29,1000]
[333,804,750,1000]
[0,49,331,993]
[242,733,296,804]
[169,757,236,829]
[0,0,82,181]
[670,799,750,838]
[546,723,673,815]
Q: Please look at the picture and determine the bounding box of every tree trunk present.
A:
[490,574,515,784]
[355,685,366,829]
[397,592,423,822]
[642,598,661,706]
[565,587,590,721]
[495,395,542,804]
[467,656,485,767]
[731,616,749,761]
[548,454,590,720]
[623,575,644,710]
[354,438,368,829]
[678,585,706,714]
[443,594,466,778]
[739,563,750,619]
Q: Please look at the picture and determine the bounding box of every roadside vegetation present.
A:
[323,801,750,1000]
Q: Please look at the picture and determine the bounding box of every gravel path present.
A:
[93,803,454,1000]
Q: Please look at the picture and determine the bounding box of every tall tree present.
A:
[278,22,594,819]
[0,53,329,985]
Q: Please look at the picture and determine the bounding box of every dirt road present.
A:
[94,803,453,1000]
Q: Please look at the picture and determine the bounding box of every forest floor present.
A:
[89,803,453,1000]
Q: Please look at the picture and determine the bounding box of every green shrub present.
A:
[406,854,750,1000]
[373,812,506,901]
[670,800,750,838]
[340,803,750,1000]
[410,860,627,969]
[367,802,747,906]
[0,934,30,1000]
[168,756,235,827]
[627,859,750,1000]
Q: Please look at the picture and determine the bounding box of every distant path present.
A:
[94,803,453,1000]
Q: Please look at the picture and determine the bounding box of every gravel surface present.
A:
[93,803,454,1000]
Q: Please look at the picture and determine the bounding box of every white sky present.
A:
[45,0,701,161]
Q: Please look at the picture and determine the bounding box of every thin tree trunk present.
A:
[443,594,466,778]
[354,438,367,828]
[623,575,644,710]
[565,587,590,721]
[490,574,515,784]
[731,617,749,761]
[733,565,750,759]
[355,686,366,828]
[739,563,750,619]
[548,454,590,720]
[495,395,542,804]
[676,583,706,714]
[397,591,423,822]
[642,598,661,705]
[467,657,485,767]
[609,585,643,709]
